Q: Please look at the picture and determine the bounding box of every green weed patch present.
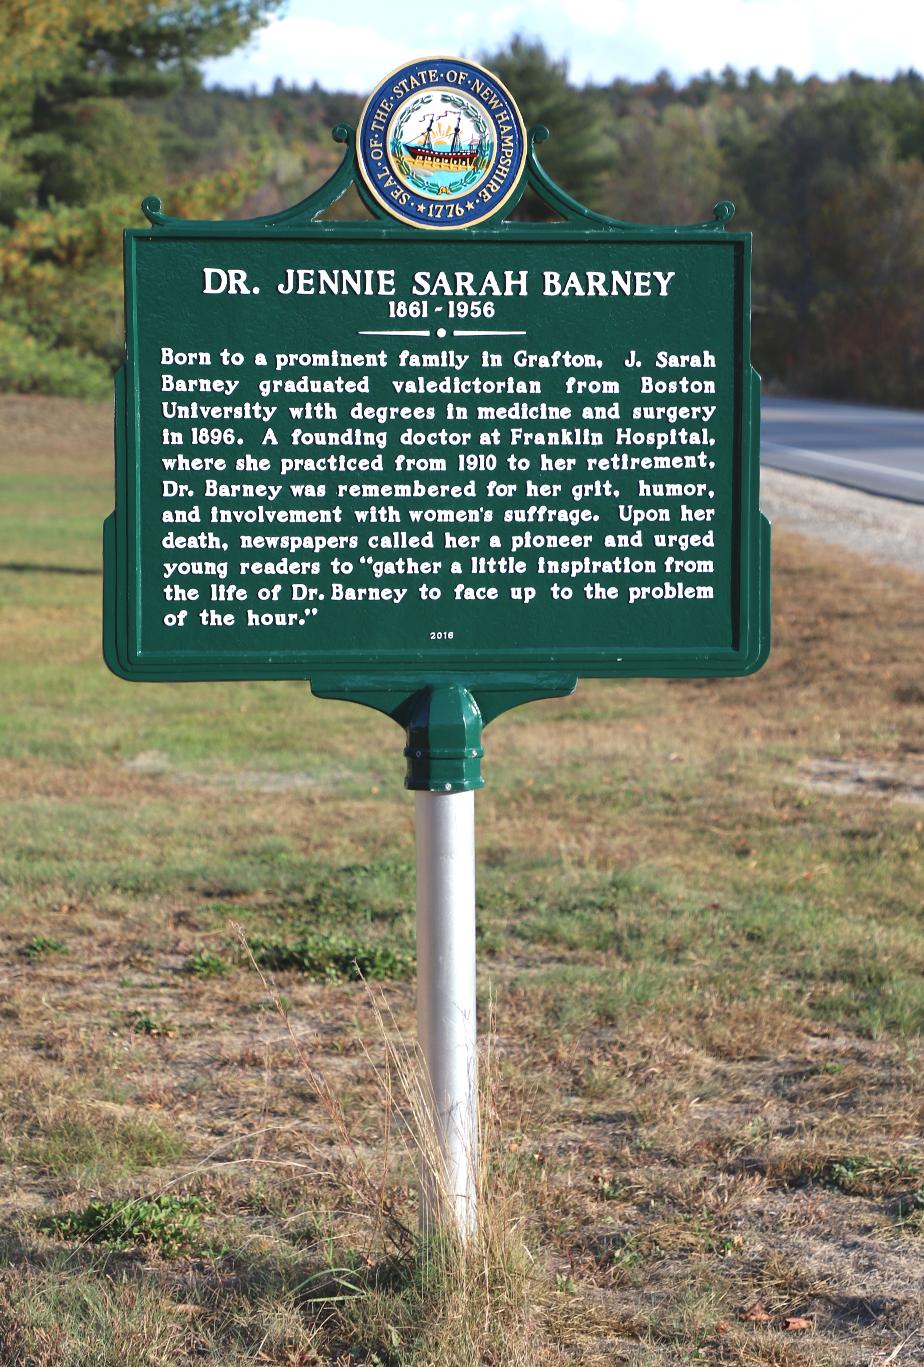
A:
[818,1155,920,1196]
[250,931,414,982]
[19,934,67,960]
[39,1194,210,1257]
[126,1010,176,1038]
[184,950,231,978]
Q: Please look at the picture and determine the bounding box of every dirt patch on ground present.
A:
[802,757,924,805]
[123,750,354,792]
[0,394,111,476]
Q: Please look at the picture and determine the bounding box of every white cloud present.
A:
[202,16,417,92]
[539,0,924,80]
[201,8,540,92]
[202,1,924,92]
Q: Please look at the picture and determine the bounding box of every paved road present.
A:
[761,397,924,504]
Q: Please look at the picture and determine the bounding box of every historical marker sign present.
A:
[104,57,771,1240]
[105,58,769,690]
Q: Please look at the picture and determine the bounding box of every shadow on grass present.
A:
[0,562,101,576]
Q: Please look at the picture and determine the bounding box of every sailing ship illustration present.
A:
[402,112,485,171]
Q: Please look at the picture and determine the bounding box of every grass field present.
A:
[1,393,923,1365]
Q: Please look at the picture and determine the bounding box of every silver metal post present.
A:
[416,788,478,1241]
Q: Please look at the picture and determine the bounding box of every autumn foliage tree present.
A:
[2,24,923,407]
[0,1,279,395]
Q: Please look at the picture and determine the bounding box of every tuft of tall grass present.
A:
[235,922,548,1366]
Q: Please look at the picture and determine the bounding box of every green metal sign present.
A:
[105,60,769,786]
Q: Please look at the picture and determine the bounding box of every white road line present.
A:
[762,441,924,484]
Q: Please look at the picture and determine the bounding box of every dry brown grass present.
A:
[1,395,923,1362]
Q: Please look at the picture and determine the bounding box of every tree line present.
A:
[1,7,922,407]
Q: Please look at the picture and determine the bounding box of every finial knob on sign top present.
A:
[356,57,527,229]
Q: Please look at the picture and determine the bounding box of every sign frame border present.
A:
[104,126,770,686]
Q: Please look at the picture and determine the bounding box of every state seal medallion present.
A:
[357,58,527,230]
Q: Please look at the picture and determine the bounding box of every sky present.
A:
[202,0,924,92]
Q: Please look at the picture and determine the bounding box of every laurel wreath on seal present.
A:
[390,93,493,196]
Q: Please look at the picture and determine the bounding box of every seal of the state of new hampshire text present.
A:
[357,58,527,229]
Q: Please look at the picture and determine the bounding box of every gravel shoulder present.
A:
[760,467,924,575]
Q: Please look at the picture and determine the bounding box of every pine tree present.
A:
[480,37,612,216]
[0,2,278,396]
[0,1,281,214]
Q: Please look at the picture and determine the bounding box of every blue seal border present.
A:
[356,57,527,230]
